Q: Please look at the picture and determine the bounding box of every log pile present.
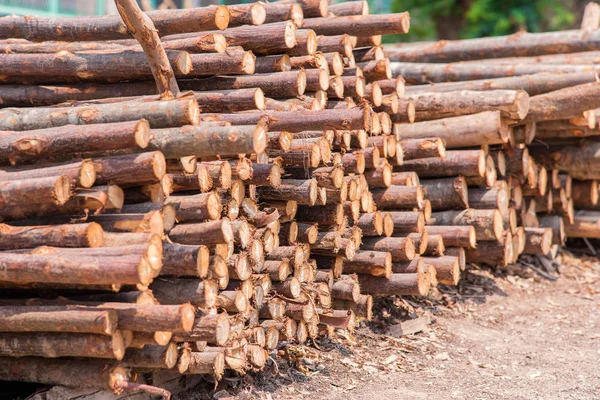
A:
[1,0,599,397]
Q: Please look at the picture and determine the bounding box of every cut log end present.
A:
[215,5,231,30]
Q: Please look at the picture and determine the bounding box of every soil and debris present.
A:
[180,245,600,400]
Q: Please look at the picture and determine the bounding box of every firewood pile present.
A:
[0,0,599,397]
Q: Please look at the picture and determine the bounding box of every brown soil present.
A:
[181,250,600,400]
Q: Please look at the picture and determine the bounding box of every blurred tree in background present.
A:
[386,0,581,42]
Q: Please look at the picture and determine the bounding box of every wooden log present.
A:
[528,140,600,180]
[150,278,218,308]
[465,238,513,267]
[257,179,318,206]
[399,138,446,161]
[205,107,370,132]
[0,175,72,208]
[181,70,305,97]
[423,256,460,285]
[161,243,210,278]
[0,6,230,41]
[522,227,552,255]
[388,211,424,234]
[361,237,415,262]
[0,159,96,188]
[395,150,486,179]
[287,29,319,56]
[428,209,503,241]
[302,13,410,36]
[331,277,360,302]
[0,50,192,84]
[0,306,116,335]
[371,185,425,210]
[391,62,594,84]
[571,179,599,209]
[317,34,354,58]
[185,351,225,378]
[193,88,265,112]
[420,177,469,211]
[226,3,266,26]
[395,111,506,149]
[404,71,599,97]
[150,124,266,159]
[386,29,600,62]
[343,250,392,278]
[329,1,369,16]
[0,331,125,360]
[263,2,304,26]
[357,273,429,297]
[0,223,103,250]
[0,98,199,131]
[468,186,509,214]
[564,210,600,238]
[116,0,180,97]
[423,234,445,256]
[255,54,292,74]
[0,357,129,390]
[331,294,372,321]
[410,89,529,121]
[426,225,476,249]
[0,120,149,165]
[169,219,233,245]
[0,253,152,286]
[522,82,600,123]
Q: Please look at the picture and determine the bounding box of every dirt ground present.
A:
[184,248,600,400]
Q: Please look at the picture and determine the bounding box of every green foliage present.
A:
[388,0,576,41]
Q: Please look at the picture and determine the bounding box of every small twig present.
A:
[115,381,172,400]
[583,238,597,255]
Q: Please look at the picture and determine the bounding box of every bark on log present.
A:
[204,107,370,132]
[394,111,506,149]
[150,278,218,308]
[257,179,318,206]
[403,71,599,97]
[409,90,529,121]
[394,150,486,179]
[0,120,149,165]
[423,256,460,285]
[0,223,103,250]
[391,62,596,84]
[428,209,503,241]
[385,29,600,62]
[522,227,552,255]
[370,185,425,210]
[149,124,266,158]
[420,177,469,211]
[426,225,476,249]
[0,98,199,131]
[0,331,125,360]
[357,273,429,297]
[342,250,392,278]
[168,219,233,245]
[465,238,513,267]
[388,211,425,234]
[302,13,410,36]
[399,138,446,161]
[361,237,415,262]
[0,306,116,335]
[0,357,129,390]
[0,253,152,286]
[116,0,180,97]
[0,6,230,41]
[522,82,600,124]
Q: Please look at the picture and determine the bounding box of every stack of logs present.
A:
[1,0,599,397]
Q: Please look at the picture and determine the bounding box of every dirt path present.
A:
[185,252,600,400]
